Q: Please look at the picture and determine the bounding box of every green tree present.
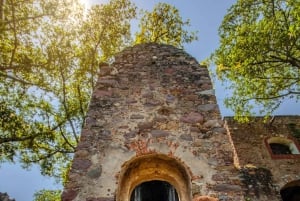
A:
[212,0,300,121]
[33,189,61,201]
[0,0,82,178]
[0,0,136,179]
[135,2,198,48]
[78,0,136,89]
[1,0,198,198]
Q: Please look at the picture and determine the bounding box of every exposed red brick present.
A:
[193,195,218,201]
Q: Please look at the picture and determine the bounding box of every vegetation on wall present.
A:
[212,0,300,122]
[288,123,300,141]
[240,167,275,198]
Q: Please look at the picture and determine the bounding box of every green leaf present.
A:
[212,0,300,122]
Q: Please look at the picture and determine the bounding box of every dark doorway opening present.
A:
[130,180,179,201]
[280,186,300,201]
[269,143,291,155]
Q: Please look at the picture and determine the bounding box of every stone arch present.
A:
[280,179,300,201]
[116,153,192,201]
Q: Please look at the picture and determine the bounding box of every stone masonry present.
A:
[225,116,300,201]
[62,43,244,201]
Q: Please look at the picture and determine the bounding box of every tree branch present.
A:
[4,14,47,25]
[9,0,18,69]
[58,126,76,150]
[26,149,74,163]
[243,90,299,101]
[0,133,40,144]
[0,71,34,85]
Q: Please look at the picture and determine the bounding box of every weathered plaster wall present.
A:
[62,43,244,201]
[225,116,300,200]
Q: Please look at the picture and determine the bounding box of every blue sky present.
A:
[0,0,298,200]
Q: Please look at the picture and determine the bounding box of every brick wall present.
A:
[225,116,300,200]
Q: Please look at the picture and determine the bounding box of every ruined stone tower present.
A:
[62,43,300,201]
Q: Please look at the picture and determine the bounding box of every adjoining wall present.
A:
[62,43,244,201]
[225,116,300,200]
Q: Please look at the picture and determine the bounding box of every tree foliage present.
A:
[0,0,136,179]
[135,2,198,48]
[212,0,300,121]
[0,0,197,191]
[33,189,61,201]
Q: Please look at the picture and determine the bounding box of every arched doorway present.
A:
[116,154,192,201]
[130,180,179,201]
[280,180,300,201]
